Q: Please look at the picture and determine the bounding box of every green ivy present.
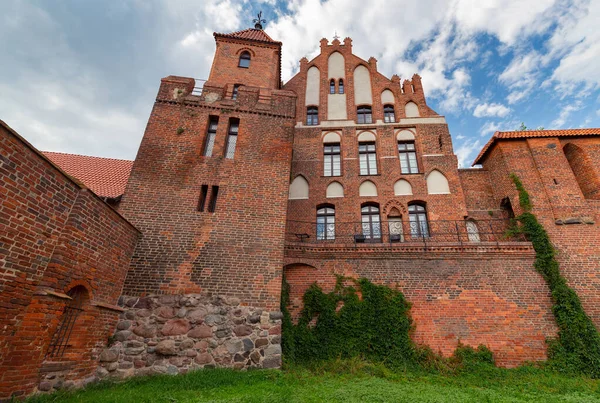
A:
[510,173,600,377]
[281,276,495,372]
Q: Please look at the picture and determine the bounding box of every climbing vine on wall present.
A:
[281,276,417,369]
[510,173,600,377]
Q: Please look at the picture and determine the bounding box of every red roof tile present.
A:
[43,151,133,199]
[473,128,600,165]
[214,28,281,45]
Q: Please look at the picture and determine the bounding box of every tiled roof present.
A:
[473,128,600,165]
[214,28,281,44]
[43,151,133,199]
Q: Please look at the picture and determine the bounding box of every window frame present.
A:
[203,117,218,157]
[329,79,336,94]
[323,143,341,177]
[238,51,251,68]
[408,203,429,238]
[307,106,319,126]
[357,106,373,124]
[361,203,382,241]
[398,140,419,174]
[224,118,239,159]
[383,104,395,123]
[338,79,344,94]
[358,141,378,175]
[316,205,335,241]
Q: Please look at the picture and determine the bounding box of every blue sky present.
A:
[1,0,599,166]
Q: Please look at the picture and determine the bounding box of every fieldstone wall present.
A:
[97,294,282,380]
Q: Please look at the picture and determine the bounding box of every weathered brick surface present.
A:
[478,136,600,325]
[119,74,296,311]
[0,121,139,400]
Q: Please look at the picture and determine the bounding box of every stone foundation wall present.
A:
[97,294,282,380]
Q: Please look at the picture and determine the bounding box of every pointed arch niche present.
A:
[394,179,413,195]
[289,176,309,199]
[305,66,320,107]
[359,180,378,197]
[326,181,344,198]
[353,65,373,106]
[426,170,450,194]
[563,143,600,199]
[405,101,420,118]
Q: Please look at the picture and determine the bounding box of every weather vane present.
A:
[333,31,340,40]
[253,11,266,30]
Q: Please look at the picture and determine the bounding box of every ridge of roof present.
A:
[473,128,600,165]
[214,28,281,45]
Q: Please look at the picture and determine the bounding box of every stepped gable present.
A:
[214,28,281,45]
[474,128,600,165]
[43,151,133,198]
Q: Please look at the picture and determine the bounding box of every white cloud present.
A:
[455,139,482,167]
[473,102,510,118]
[551,101,583,128]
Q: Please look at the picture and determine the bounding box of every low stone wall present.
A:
[97,294,282,380]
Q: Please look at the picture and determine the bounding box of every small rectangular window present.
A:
[232,84,240,100]
[307,107,319,125]
[398,141,419,174]
[225,119,239,159]
[208,186,219,213]
[324,143,341,176]
[198,185,208,212]
[203,117,218,157]
[359,142,377,175]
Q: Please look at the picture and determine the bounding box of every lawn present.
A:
[28,361,600,402]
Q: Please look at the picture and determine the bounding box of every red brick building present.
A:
[1,21,599,399]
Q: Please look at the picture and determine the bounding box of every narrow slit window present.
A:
[208,186,219,213]
[225,119,239,159]
[338,79,344,94]
[198,184,208,212]
[203,117,218,157]
[330,79,336,94]
[232,84,240,100]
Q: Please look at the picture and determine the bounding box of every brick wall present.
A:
[0,121,139,399]
[481,136,600,327]
[283,247,558,367]
[119,76,296,311]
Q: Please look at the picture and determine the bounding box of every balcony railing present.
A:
[285,219,526,247]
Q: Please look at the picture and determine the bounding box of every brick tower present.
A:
[119,22,296,311]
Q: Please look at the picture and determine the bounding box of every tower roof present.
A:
[214,28,281,45]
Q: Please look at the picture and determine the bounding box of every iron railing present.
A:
[285,219,526,246]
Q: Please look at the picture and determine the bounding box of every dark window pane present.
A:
[239,52,250,68]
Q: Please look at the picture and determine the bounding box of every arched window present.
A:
[408,203,429,238]
[466,220,480,242]
[46,286,88,358]
[338,79,344,94]
[361,204,381,240]
[307,106,319,125]
[330,79,336,94]
[238,51,251,68]
[383,104,395,123]
[357,106,372,124]
[317,205,335,240]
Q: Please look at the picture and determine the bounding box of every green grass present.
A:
[28,360,600,402]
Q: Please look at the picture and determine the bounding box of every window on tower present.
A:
[224,118,239,159]
[203,117,218,157]
[238,51,251,68]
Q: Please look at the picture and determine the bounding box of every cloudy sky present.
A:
[2,0,599,166]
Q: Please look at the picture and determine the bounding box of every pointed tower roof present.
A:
[214,28,281,45]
